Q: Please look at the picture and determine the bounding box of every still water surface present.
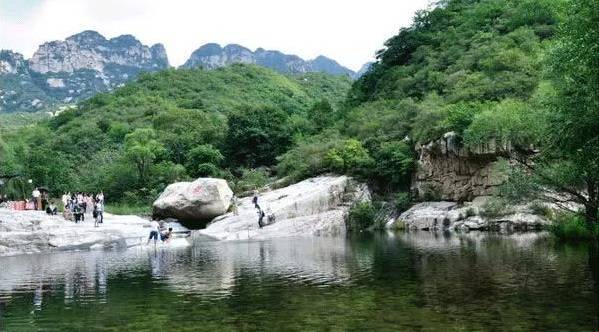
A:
[1,232,598,331]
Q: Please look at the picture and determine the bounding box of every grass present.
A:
[105,203,152,216]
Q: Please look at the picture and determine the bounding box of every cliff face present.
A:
[413,132,512,202]
[0,31,169,113]
[181,43,356,77]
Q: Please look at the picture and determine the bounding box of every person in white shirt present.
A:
[147,220,160,245]
[32,188,41,210]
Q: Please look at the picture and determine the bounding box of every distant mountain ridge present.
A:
[0,30,169,113]
[181,43,357,77]
[0,30,368,113]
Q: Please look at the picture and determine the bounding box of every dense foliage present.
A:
[0,65,351,203]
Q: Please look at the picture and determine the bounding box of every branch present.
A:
[509,155,589,205]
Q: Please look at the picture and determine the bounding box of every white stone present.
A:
[153,178,233,222]
[0,209,189,257]
[199,176,370,241]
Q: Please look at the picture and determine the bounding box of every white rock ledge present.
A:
[199,176,370,241]
[0,209,187,257]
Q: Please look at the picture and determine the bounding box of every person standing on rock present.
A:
[252,191,260,210]
[231,195,239,215]
[94,199,104,226]
[32,188,41,211]
[257,207,265,228]
[147,220,160,245]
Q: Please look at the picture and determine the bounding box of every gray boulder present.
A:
[153,178,233,224]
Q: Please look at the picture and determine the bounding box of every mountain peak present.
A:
[182,43,355,77]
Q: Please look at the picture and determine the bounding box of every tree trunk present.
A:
[585,180,598,231]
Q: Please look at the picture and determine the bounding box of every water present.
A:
[1,232,598,331]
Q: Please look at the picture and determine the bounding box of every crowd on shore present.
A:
[59,192,105,226]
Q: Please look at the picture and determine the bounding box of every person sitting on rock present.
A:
[161,227,173,243]
[45,202,57,215]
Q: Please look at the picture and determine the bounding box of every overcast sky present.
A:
[0,0,432,71]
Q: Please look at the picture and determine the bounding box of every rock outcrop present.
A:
[199,176,370,241]
[1,30,169,113]
[181,43,356,77]
[386,197,551,232]
[414,131,513,201]
[153,178,233,224]
[0,209,188,256]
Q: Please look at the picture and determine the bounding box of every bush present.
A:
[347,202,377,231]
[529,201,553,218]
[324,139,374,176]
[395,192,412,212]
[276,130,344,182]
[551,213,599,240]
[235,168,270,193]
[479,198,513,218]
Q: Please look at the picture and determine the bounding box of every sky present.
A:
[0,0,432,71]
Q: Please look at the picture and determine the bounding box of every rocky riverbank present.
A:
[385,196,551,232]
[0,209,188,256]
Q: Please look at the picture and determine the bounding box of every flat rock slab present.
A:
[0,209,188,256]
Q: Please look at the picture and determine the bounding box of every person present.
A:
[147,220,160,245]
[93,200,104,226]
[32,188,41,211]
[45,202,57,215]
[160,227,173,243]
[61,193,69,212]
[252,191,260,210]
[257,208,265,229]
[231,195,239,215]
[73,203,83,223]
[97,192,104,203]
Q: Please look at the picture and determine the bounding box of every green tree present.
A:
[540,0,599,227]
[124,128,166,186]
[186,144,225,178]
[226,105,292,167]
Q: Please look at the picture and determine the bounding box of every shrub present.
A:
[529,201,553,218]
[479,198,513,218]
[324,139,374,176]
[235,168,270,193]
[395,192,412,212]
[347,202,377,231]
[551,213,599,241]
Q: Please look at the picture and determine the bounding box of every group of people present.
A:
[147,220,173,245]
[60,192,104,226]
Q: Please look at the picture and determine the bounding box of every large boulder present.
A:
[199,176,371,240]
[153,178,233,224]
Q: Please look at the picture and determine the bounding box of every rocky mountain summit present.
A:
[181,43,357,77]
[0,30,169,113]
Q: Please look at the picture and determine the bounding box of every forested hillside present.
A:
[0,65,351,204]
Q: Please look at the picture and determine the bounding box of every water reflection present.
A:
[0,232,597,331]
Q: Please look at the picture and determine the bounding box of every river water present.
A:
[0,232,598,331]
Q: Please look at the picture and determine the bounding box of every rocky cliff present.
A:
[413,132,512,202]
[0,31,169,113]
[181,43,357,77]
